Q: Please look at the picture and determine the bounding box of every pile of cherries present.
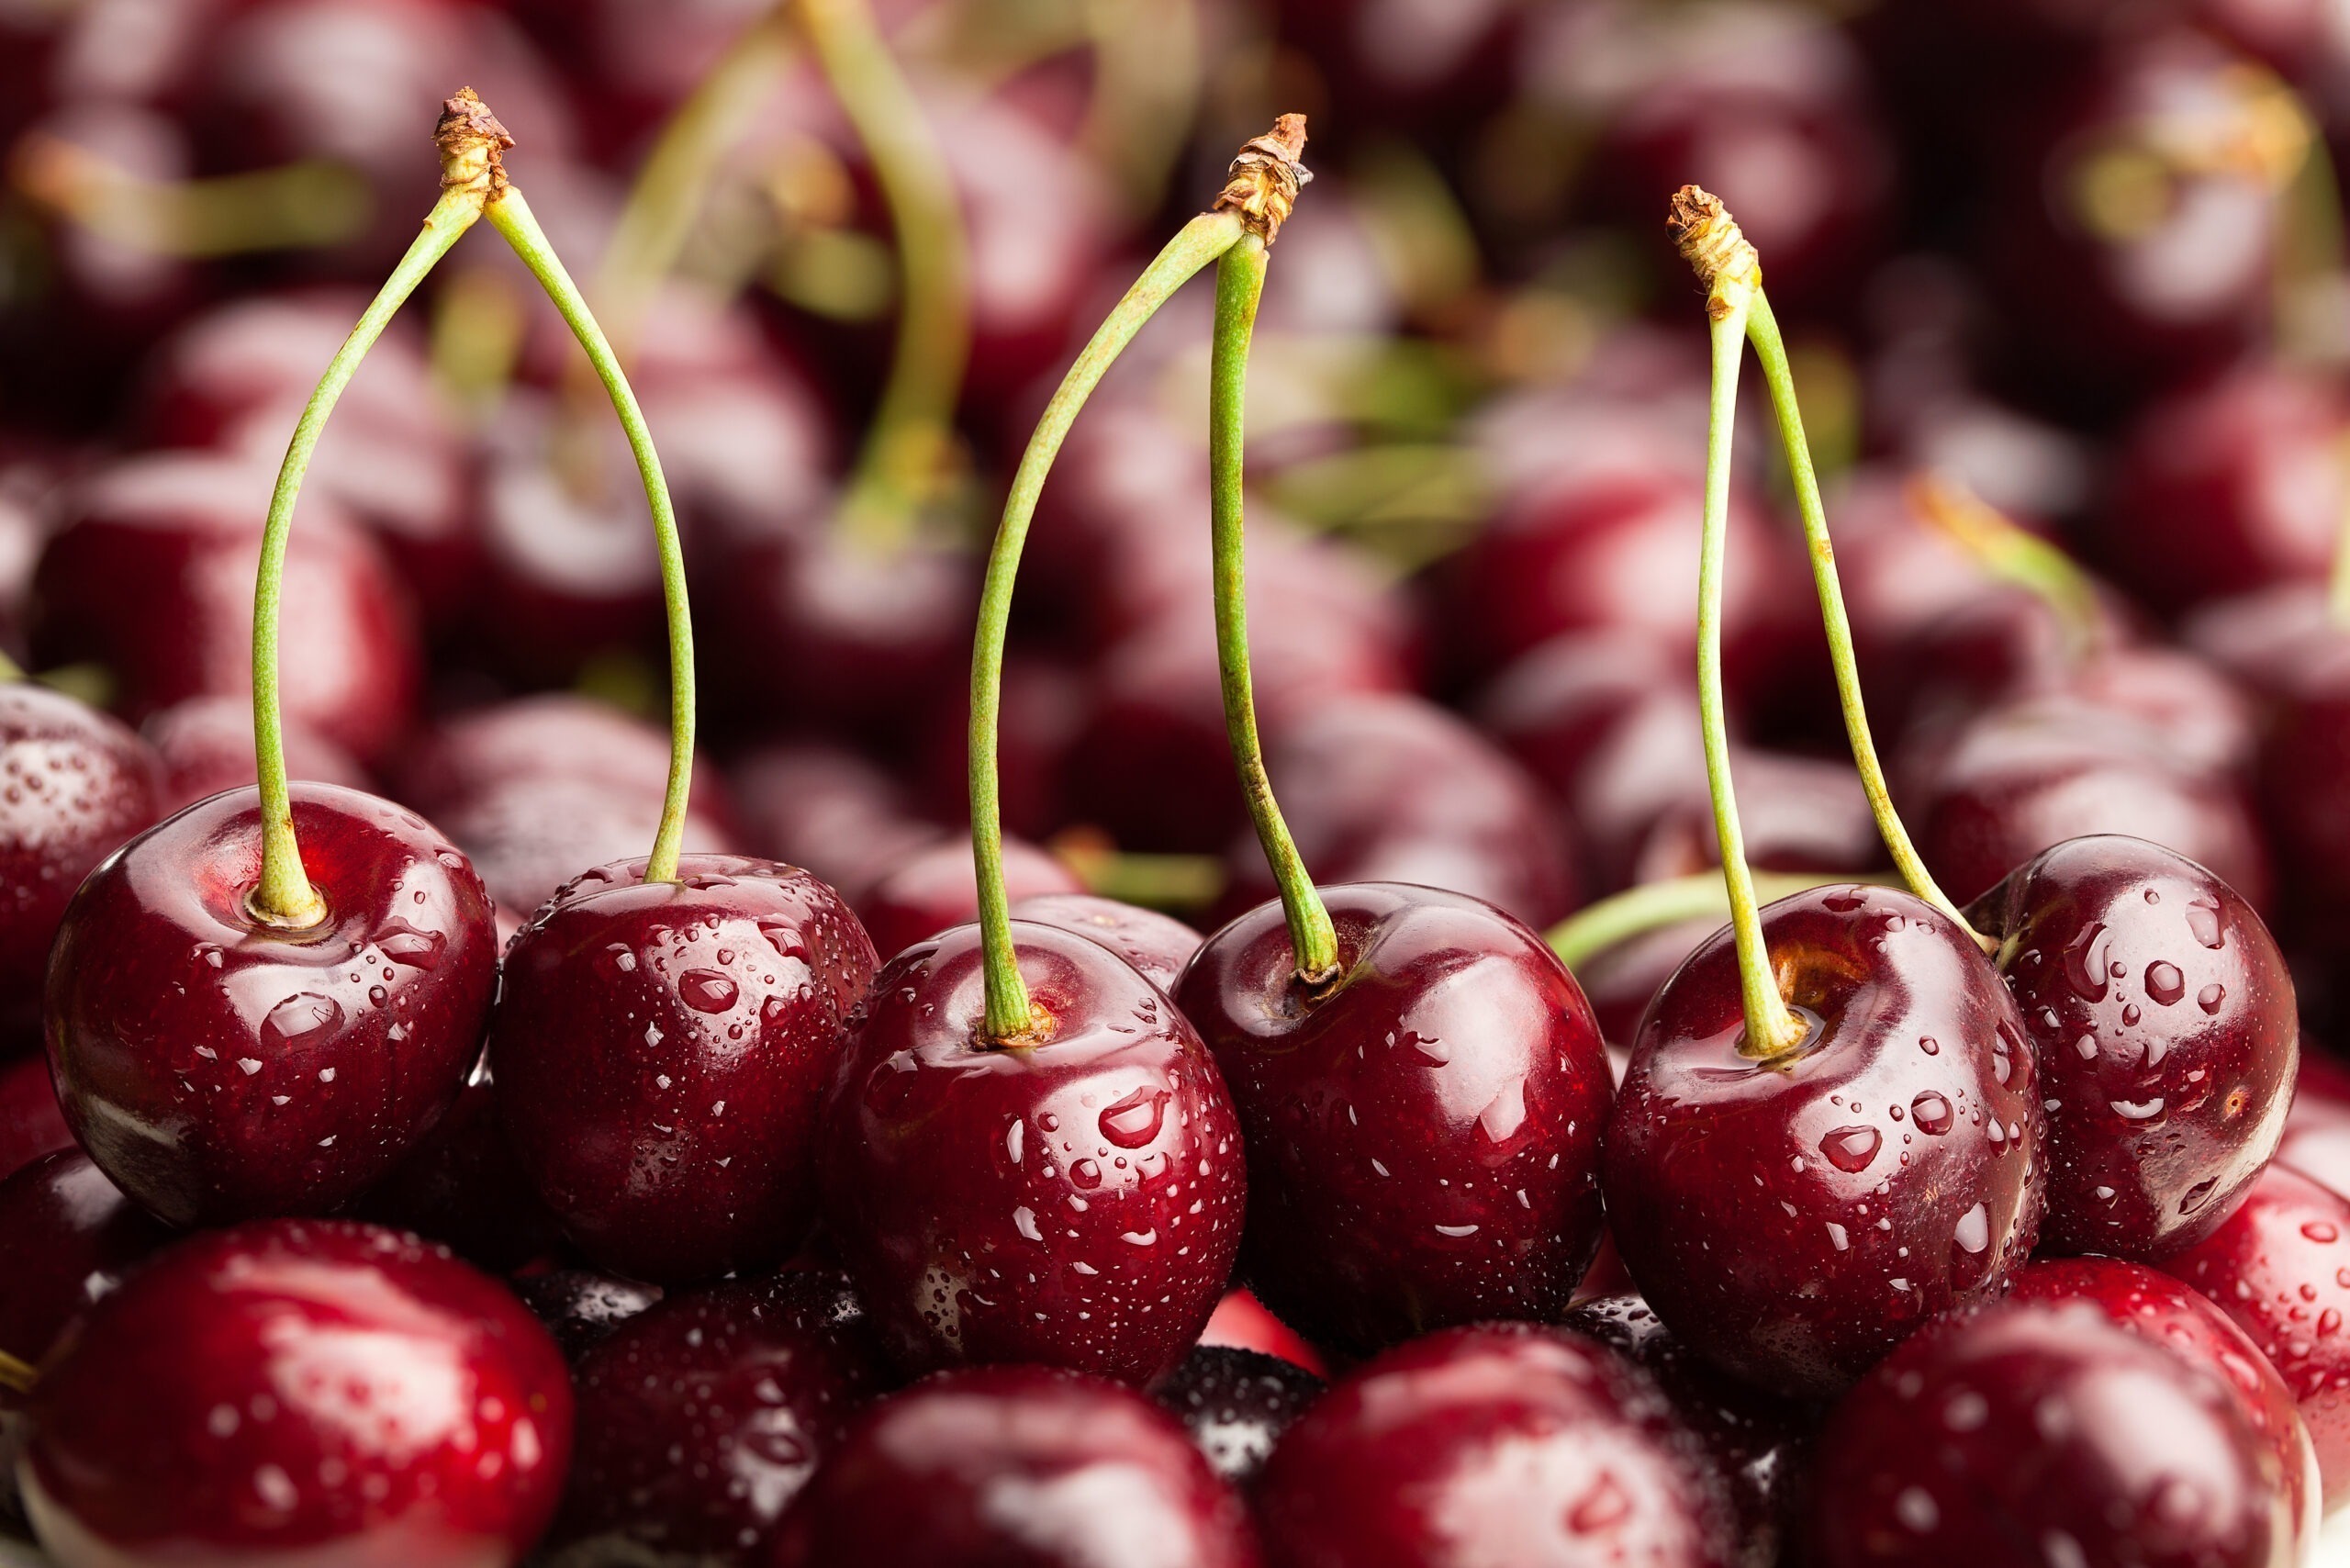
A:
[7,0,2350,1565]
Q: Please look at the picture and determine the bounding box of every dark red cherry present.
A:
[491,854,877,1284]
[30,453,421,767]
[142,695,367,813]
[1154,1344,1325,1489]
[0,1149,171,1387]
[913,651,1086,842]
[1604,884,2045,1400]
[551,1267,883,1566]
[19,1218,571,1568]
[855,834,1081,960]
[397,695,739,831]
[0,1051,72,1181]
[771,1363,1260,1568]
[1009,892,1201,993]
[727,743,939,906]
[1,681,161,1052]
[1625,747,1888,892]
[2160,1162,2350,1506]
[2277,1043,2350,1194]
[45,782,498,1226]
[2257,635,2350,919]
[2007,1256,2322,1545]
[1215,694,1578,931]
[1965,835,2294,1259]
[509,1269,663,1363]
[819,922,1245,1385]
[1807,1298,2294,1568]
[1174,882,1612,1358]
[1254,1321,1735,1568]
[1568,916,1718,1051]
[352,1065,568,1275]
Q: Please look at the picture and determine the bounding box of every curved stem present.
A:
[1698,300,1807,1060]
[802,0,972,554]
[250,186,483,926]
[1213,236,1337,982]
[1547,870,1886,975]
[1747,294,1984,946]
[972,210,1246,1041]
[11,133,370,258]
[486,189,695,884]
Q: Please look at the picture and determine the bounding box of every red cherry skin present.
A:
[142,694,367,813]
[0,1148,171,1387]
[352,1066,568,1275]
[818,922,1245,1385]
[1807,1298,2295,1568]
[2277,1043,2350,1194]
[490,854,877,1284]
[2008,1256,2322,1545]
[1,682,160,1051]
[770,1363,1261,1568]
[1604,885,2045,1400]
[1175,883,1612,1358]
[856,834,1081,960]
[2159,1162,2350,1506]
[397,694,738,830]
[19,1218,573,1568]
[1966,836,2294,1259]
[44,783,498,1226]
[551,1268,883,1565]
[1154,1343,1325,1488]
[0,1050,72,1180]
[1253,1321,1735,1568]
[1008,892,1202,992]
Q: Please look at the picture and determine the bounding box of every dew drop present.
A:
[2060,922,2110,1002]
[1953,1204,1991,1254]
[2185,898,2225,950]
[375,922,445,970]
[261,993,342,1052]
[1911,1092,1954,1135]
[1820,1126,1882,1173]
[678,970,739,1014]
[2199,983,2226,1015]
[1098,1086,1169,1149]
[2145,962,2186,1006]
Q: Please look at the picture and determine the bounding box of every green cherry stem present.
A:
[1547,869,1887,976]
[1906,472,2103,661]
[0,648,22,683]
[1211,234,1337,982]
[1743,286,1984,946]
[485,185,696,885]
[802,0,972,554]
[2329,460,2350,627]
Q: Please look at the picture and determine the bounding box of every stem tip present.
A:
[1214,115,1313,245]
[436,87,512,200]
[1668,185,1760,311]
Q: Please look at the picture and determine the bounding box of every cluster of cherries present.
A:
[6,1,2350,1566]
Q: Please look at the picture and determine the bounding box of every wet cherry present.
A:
[1965,835,2294,1259]
[1008,892,1202,992]
[0,1148,171,1389]
[1153,1343,1326,1489]
[0,1051,72,1181]
[854,834,1080,960]
[1175,881,1613,1359]
[489,853,878,1283]
[509,1269,663,1363]
[45,782,498,1226]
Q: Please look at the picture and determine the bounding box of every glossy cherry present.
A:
[855,834,1080,960]
[2007,1256,2322,1545]
[1807,1298,2294,1568]
[1966,835,2294,1259]
[1564,1292,1810,1568]
[141,695,367,814]
[1154,1344,1326,1489]
[490,853,878,1284]
[1,680,161,1051]
[770,1363,1261,1568]
[19,1218,573,1568]
[0,1148,171,1385]
[2159,1162,2350,1506]
[818,921,1245,1385]
[1253,1321,1734,1568]
[1174,882,1612,1358]
[45,782,498,1226]
[1009,892,1202,992]
[1604,883,2044,1401]
[510,1269,663,1363]
[397,694,739,829]
[550,1267,883,1566]
[0,1051,72,1181]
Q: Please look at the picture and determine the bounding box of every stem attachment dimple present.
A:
[1212,235,1338,984]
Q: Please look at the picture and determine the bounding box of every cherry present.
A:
[0,1052,73,1182]
[1605,884,2046,1400]
[1175,882,1612,1358]
[1009,892,1201,992]
[2158,1161,2350,1506]
[45,781,498,1226]
[2255,633,2350,917]
[727,743,938,905]
[1572,914,1719,1049]
[2277,1044,2350,1194]
[855,833,1081,959]
[1625,746,1887,891]
[1563,1292,1811,1568]
[0,1148,172,1388]
[550,1267,884,1565]
[0,680,162,1052]
[1807,1296,2294,1568]
[142,695,367,813]
[19,1218,572,1568]
[1965,835,2294,1259]
[30,452,422,767]
[1214,693,1578,931]
[913,651,1086,841]
[352,1065,569,1275]
[818,920,1245,1384]
[1155,1344,1325,1489]
[490,853,878,1283]
[1198,1287,1328,1377]
[397,695,739,830]
[770,1364,1260,1568]
[509,1269,663,1362]
[2006,1256,2322,1545]
[1252,1321,1735,1568]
